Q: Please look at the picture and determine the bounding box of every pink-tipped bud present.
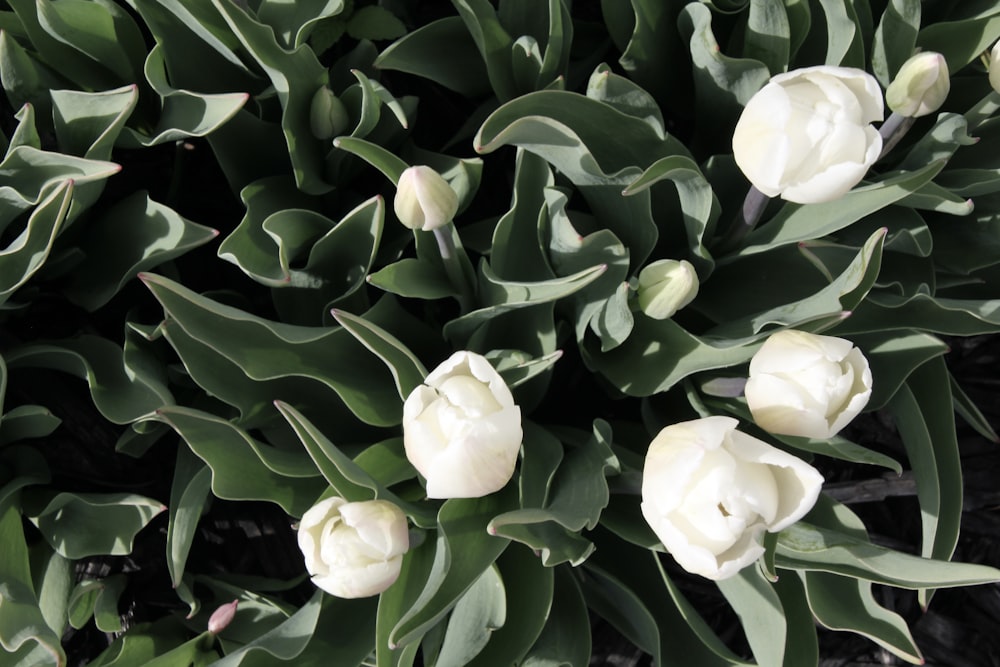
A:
[207,599,238,635]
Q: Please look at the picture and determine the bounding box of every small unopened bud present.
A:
[207,599,238,635]
[393,166,459,231]
[636,259,699,320]
[310,87,349,139]
[990,42,1000,94]
[886,52,950,118]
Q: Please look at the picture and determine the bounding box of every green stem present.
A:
[717,186,770,253]
[877,112,915,160]
[433,226,474,314]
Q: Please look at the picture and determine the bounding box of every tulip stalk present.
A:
[877,111,917,159]
[433,226,475,314]
[717,185,770,253]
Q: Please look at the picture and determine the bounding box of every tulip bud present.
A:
[744,329,872,439]
[297,497,409,598]
[885,52,950,118]
[636,259,698,320]
[309,86,349,140]
[641,416,823,580]
[393,166,459,231]
[207,599,238,635]
[403,351,522,498]
[990,41,1000,94]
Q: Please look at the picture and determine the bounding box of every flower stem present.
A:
[718,186,770,253]
[877,112,916,159]
[433,227,474,314]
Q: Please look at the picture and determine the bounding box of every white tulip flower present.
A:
[641,416,823,580]
[393,165,459,231]
[745,330,873,439]
[732,66,884,204]
[886,52,950,118]
[990,41,1000,94]
[403,351,522,498]
[297,497,409,599]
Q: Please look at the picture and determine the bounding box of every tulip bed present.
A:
[3,1,1000,666]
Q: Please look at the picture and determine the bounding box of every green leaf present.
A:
[375,17,490,97]
[166,445,212,589]
[800,571,922,664]
[120,44,249,147]
[210,589,324,667]
[443,261,608,344]
[256,0,345,49]
[0,503,66,666]
[50,86,136,160]
[776,521,1000,588]
[330,309,427,399]
[744,0,790,75]
[389,489,516,649]
[465,546,553,667]
[888,358,963,607]
[852,330,949,410]
[332,136,408,185]
[917,10,1000,74]
[624,154,720,274]
[151,405,327,517]
[488,421,619,566]
[0,32,65,123]
[435,565,506,667]
[730,160,946,258]
[772,574,818,667]
[839,292,1000,335]
[815,0,865,67]
[64,191,219,311]
[871,0,921,86]
[23,490,165,559]
[717,567,786,667]
[376,535,434,667]
[141,272,403,426]
[273,401,435,527]
[450,0,516,100]
[6,334,173,425]
[0,179,72,306]
[519,566,590,667]
[211,0,331,194]
[347,5,406,41]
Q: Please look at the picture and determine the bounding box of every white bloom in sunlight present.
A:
[641,416,823,581]
[885,52,950,118]
[732,66,883,204]
[636,259,699,320]
[403,351,522,498]
[393,165,459,231]
[990,41,1000,94]
[297,497,409,599]
[745,330,872,439]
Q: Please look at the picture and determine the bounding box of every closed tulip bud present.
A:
[744,330,872,439]
[297,497,409,598]
[990,42,1000,94]
[886,52,950,118]
[733,66,883,204]
[393,166,459,231]
[403,351,522,498]
[636,259,699,320]
[309,86,349,140]
[207,599,238,635]
[641,416,823,580]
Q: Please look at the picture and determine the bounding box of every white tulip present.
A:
[745,330,873,439]
[885,52,950,118]
[393,165,459,231]
[403,351,522,498]
[297,497,409,598]
[636,259,699,320]
[640,416,823,580]
[732,66,884,204]
[990,41,1000,95]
